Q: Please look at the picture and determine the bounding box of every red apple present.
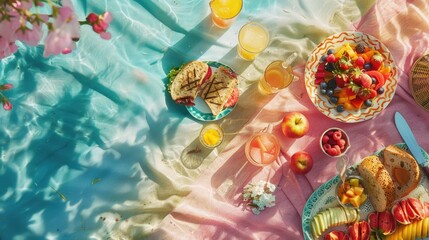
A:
[290,151,313,174]
[281,112,309,138]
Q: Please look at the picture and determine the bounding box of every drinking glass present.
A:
[244,131,280,167]
[209,0,242,28]
[259,57,299,95]
[199,123,224,148]
[237,22,270,61]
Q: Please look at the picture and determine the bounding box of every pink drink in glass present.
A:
[245,132,280,167]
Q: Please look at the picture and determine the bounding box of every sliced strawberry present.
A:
[224,87,239,108]
[366,70,385,90]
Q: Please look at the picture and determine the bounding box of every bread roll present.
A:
[357,155,395,212]
[382,145,421,199]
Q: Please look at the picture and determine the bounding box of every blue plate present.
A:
[186,61,238,122]
[302,143,429,240]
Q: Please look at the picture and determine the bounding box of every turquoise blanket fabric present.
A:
[5,0,421,239]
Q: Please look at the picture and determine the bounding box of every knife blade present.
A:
[394,112,429,177]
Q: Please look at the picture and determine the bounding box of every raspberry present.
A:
[333,145,341,154]
[323,144,332,152]
[326,130,334,137]
[337,139,346,149]
[328,138,336,146]
[327,148,339,156]
[322,135,330,144]
[356,43,366,53]
[326,54,337,63]
[333,131,342,141]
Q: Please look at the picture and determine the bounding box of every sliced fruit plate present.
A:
[305,31,398,123]
[302,143,429,240]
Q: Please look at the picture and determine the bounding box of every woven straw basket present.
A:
[409,53,429,112]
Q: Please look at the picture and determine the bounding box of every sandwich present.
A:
[169,61,212,106]
[199,66,239,116]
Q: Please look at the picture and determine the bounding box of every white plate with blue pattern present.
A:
[302,143,429,240]
[186,61,238,122]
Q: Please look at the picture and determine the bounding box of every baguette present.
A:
[382,145,421,199]
[357,155,396,212]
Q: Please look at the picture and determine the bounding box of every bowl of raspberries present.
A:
[320,128,350,157]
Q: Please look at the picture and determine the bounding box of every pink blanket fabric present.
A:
[152,0,429,239]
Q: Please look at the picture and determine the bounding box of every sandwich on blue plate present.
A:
[168,61,212,106]
[199,66,238,116]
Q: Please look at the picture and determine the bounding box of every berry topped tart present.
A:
[305,32,398,123]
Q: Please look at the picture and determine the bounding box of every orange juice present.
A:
[199,124,224,148]
[238,22,270,61]
[245,132,280,166]
[209,0,242,28]
[259,60,294,94]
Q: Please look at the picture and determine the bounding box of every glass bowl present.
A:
[336,175,368,209]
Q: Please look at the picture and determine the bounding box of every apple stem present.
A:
[295,118,302,125]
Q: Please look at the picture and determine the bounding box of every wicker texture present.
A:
[410,54,429,111]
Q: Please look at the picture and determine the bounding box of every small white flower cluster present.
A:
[242,180,276,215]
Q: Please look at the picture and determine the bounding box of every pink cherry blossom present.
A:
[2,98,12,111]
[0,84,13,91]
[86,11,113,40]
[43,6,80,57]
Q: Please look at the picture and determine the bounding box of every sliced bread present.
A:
[357,155,396,212]
[382,145,421,199]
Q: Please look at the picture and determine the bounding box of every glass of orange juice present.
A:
[244,131,280,167]
[209,0,242,29]
[259,56,298,94]
[237,22,270,61]
[199,123,224,148]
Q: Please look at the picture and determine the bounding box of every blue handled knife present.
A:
[394,112,429,177]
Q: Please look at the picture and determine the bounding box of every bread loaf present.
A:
[382,145,421,199]
[357,155,395,212]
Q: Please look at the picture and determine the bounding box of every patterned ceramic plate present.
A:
[186,61,238,121]
[305,31,398,123]
[302,143,429,240]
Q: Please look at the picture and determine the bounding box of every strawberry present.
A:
[326,54,337,63]
[366,70,385,90]
[346,83,359,96]
[354,56,365,68]
[359,73,372,88]
[368,89,377,98]
[350,68,363,83]
[338,57,352,70]
[357,88,377,100]
[370,54,384,70]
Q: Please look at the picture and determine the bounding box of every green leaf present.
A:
[166,64,185,93]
